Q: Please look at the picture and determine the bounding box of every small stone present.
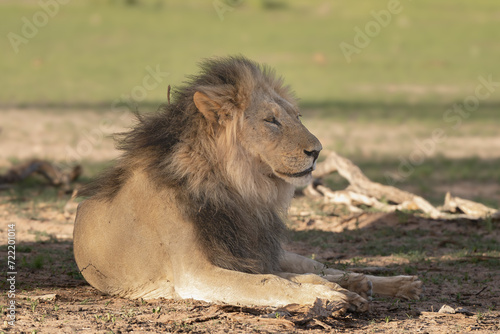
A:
[438,304,456,314]
[33,293,58,301]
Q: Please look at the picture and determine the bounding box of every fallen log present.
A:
[0,159,81,191]
[312,152,442,218]
[309,152,498,220]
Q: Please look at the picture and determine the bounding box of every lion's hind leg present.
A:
[276,273,369,312]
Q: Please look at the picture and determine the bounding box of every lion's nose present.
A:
[304,149,320,161]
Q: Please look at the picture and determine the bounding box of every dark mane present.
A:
[80,56,294,274]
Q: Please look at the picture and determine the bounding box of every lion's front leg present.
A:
[173,264,350,312]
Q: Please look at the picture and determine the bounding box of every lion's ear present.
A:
[193,91,221,123]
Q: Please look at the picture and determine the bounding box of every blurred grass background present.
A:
[1,0,499,107]
[0,0,499,206]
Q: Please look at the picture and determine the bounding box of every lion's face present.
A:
[239,95,322,187]
[191,59,322,188]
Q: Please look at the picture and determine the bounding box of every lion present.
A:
[74,56,421,313]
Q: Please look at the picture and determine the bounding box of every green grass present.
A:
[0,0,499,108]
[302,101,500,125]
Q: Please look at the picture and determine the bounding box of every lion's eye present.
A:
[264,116,281,126]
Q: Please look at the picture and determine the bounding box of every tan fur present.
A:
[74,56,421,312]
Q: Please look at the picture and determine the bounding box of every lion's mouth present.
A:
[276,166,314,178]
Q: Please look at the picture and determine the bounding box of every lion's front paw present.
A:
[394,276,423,300]
[344,290,370,312]
[312,292,369,314]
[285,275,370,313]
[308,284,350,313]
[318,280,370,312]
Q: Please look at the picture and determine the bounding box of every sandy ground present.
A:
[2,108,500,165]
[1,108,499,333]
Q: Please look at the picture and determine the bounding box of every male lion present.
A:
[74,56,421,312]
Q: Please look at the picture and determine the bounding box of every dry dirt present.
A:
[1,109,499,333]
[2,108,500,165]
[0,199,499,333]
